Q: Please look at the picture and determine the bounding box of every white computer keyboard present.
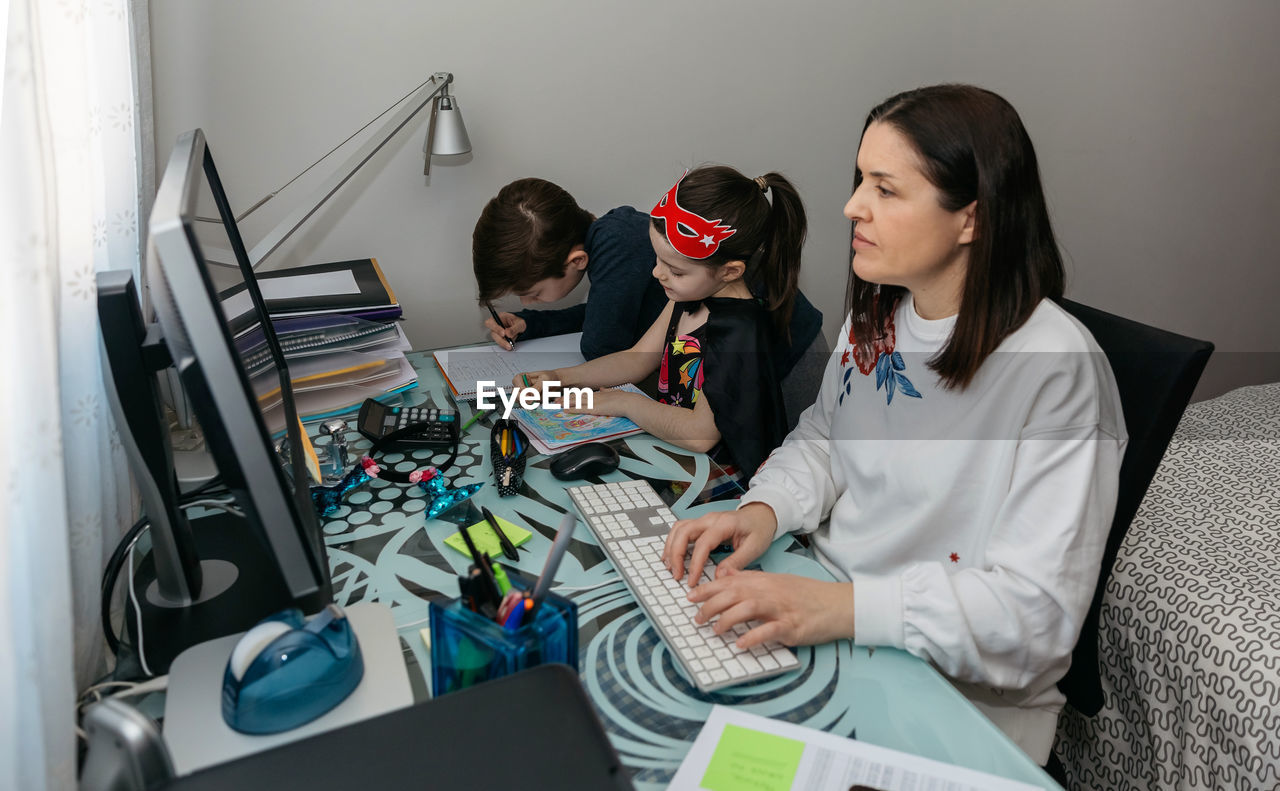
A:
[567,480,799,693]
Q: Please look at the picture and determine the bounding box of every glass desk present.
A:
[311,349,1059,790]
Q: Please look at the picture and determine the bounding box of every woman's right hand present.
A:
[662,503,778,588]
[484,312,526,350]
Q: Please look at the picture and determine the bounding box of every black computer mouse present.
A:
[550,442,621,481]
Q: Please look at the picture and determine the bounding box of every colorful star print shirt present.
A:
[738,293,1127,763]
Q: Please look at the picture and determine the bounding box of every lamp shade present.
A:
[431,95,471,156]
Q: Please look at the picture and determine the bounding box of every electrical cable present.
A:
[100,497,240,657]
[101,516,149,655]
[180,498,244,517]
[180,474,225,500]
[126,532,154,677]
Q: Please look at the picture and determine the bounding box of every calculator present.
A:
[356,399,460,448]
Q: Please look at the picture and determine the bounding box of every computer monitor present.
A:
[107,128,333,672]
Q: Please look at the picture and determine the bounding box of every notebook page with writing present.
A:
[434,333,586,398]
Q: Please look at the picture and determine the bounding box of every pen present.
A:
[481,505,520,561]
[522,373,531,388]
[496,589,523,623]
[528,513,576,618]
[502,600,526,631]
[458,522,502,605]
[461,408,491,433]
[487,304,516,351]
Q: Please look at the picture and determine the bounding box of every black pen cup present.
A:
[428,589,577,696]
[489,418,528,496]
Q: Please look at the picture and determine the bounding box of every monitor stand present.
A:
[126,510,303,675]
[163,601,413,775]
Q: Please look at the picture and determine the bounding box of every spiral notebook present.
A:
[433,333,587,399]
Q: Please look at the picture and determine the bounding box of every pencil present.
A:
[487,304,516,351]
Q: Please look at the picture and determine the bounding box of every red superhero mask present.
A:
[650,173,736,259]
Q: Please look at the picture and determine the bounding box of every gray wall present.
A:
[149,0,1280,400]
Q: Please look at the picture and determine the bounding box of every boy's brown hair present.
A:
[472,178,594,303]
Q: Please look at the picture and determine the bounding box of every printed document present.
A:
[670,706,1045,791]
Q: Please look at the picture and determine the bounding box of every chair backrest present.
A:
[1056,299,1213,715]
[780,330,831,432]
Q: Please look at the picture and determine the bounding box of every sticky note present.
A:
[444,516,532,559]
[701,724,805,791]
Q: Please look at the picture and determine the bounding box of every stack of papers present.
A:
[242,313,417,429]
[671,706,1044,791]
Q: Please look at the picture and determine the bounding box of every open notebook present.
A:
[433,333,587,399]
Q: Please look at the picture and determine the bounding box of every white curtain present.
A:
[1,0,143,787]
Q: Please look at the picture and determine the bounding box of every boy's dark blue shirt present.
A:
[514,205,823,376]
[515,206,666,360]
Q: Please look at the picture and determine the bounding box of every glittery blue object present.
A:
[310,465,374,517]
[420,474,483,520]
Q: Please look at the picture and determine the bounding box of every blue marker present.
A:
[502,600,526,631]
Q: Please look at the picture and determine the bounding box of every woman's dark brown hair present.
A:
[472,178,594,303]
[846,84,1065,389]
[651,165,806,336]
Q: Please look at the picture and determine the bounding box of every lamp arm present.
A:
[247,72,454,270]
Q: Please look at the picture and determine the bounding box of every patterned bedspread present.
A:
[1055,383,1280,790]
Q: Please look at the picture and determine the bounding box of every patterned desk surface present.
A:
[1056,383,1280,790]
[312,350,1056,789]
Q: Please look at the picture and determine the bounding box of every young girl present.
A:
[518,165,807,478]
[663,86,1126,764]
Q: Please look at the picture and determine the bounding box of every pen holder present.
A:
[489,418,528,496]
[428,588,577,696]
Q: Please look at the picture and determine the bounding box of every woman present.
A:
[661,85,1125,763]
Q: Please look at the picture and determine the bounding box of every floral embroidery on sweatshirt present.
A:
[838,308,922,406]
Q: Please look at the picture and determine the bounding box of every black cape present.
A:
[686,297,787,477]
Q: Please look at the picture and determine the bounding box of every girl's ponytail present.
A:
[754,172,806,337]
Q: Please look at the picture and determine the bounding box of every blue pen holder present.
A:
[428,588,577,697]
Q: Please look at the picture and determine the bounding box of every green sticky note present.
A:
[701,724,805,791]
[443,517,532,559]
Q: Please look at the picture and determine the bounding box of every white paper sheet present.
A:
[221,270,362,321]
[670,705,1046,791]
[433,332,587,398]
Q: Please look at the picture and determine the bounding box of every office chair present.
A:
[1056,299,1213,716]
[781,330,832,432]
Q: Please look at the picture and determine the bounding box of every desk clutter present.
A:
[429,514,579,695]
[298,348,1062,788]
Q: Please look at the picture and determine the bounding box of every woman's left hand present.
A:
[567,388,639,418]
[688,568,856,648]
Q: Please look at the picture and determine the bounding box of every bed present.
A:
[1055,383,1280,789]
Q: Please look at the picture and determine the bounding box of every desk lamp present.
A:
[229,70,471,269]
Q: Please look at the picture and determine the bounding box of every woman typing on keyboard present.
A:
[661,85,1125,766]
